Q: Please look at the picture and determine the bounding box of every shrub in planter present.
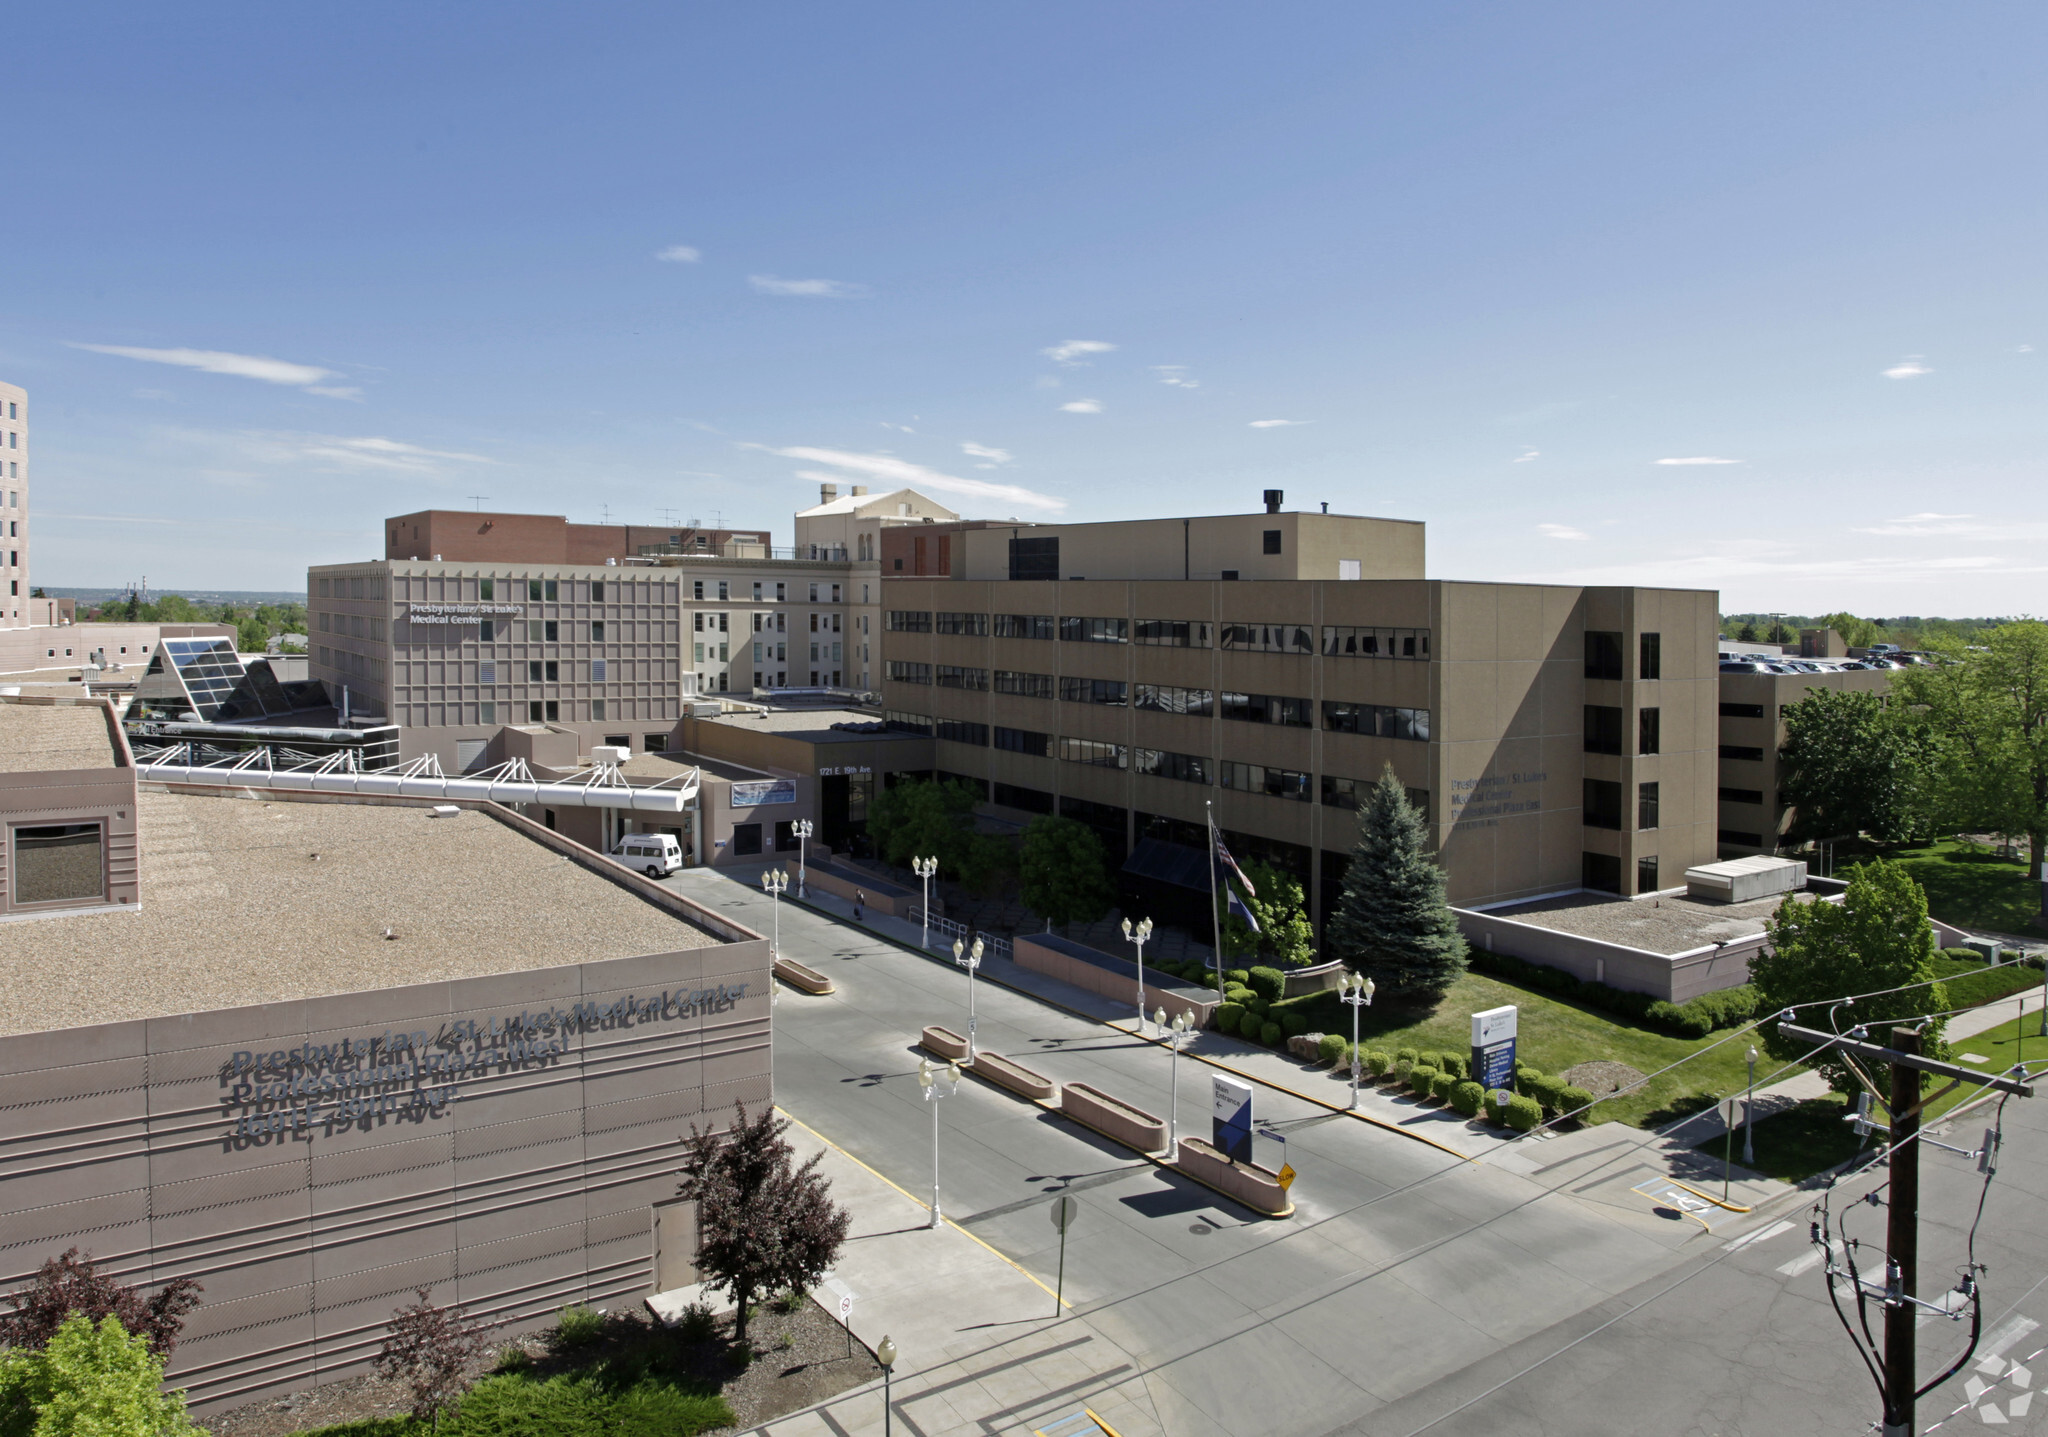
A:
[1225,983,1253,1003]
[1393,1057,1414,1082]
[1365,1050,1391,1077]
[1259,1020,1284,1048]
[1318,1033,1348,1064]
[1205,972,1223,990]
[1227,969,1250,985]
[1437,1053,1465,1080]
[1526,1073,1569,1114]
[1430,1070,1460,1103]
[1448,1080,1485,1117]
[1407,1064,1439,1096]
[1483,1088,1514,1124]
[1502,1094,1544,1132]
[1281,1012,1310,1037]
[1214,1002,1246,1035]
[1245,966,1288,1003]
[1558,1084,1596,1119]
[1396,1047,1419,1065]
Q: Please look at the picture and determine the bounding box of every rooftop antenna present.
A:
[601,503,612,524]
[468,494,489,511]
[661,508,680,528]
[712,509,723,530]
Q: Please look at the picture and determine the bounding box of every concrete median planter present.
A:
[772,956,834,994]
[970,1051,1056,1101]
[1061,1082,1168,1154]
[920,1025,970,1061]
[1175,1137,1293,1217]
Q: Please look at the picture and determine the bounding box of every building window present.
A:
[883,710,933,735]
[480,662,496,684]
[887,661,932,684]
[528,700,545,722]
[480,578,495,600]
[1583,779,1624,830]
[592,698,607,720]
[1134,619,1212,648]
[591,620,605,641]
[480,702,496,723]
[993,613,1055,640]
[645,733,668,752]
[592,580,605,602]
[545,700,559,720]
[718,581,729,601]
[1639,632,1661,680]
[1637,855,1660,893]
[1263,529,1282,554]
[592,659,607,682]
[992,782,1055,813]
[1638,781,1660,830]
[1058,676,1128,706]
[693,581,705,600]
[993,726,1052,757]
[1059,616,1129,644]
[1219,761,1311,800]
[1133,684,1214,717]
[731,823,763,856]
[1583,852,1622,894]
[933,718,989,745]
[886,610,933,633]
[1059,737,1128,768]
[1221,691,1312,727]
[1720,744,1766,762]
[1585,631,1624,680]
[479,619,496,642]
[1719,787,1765,804]
[1009,535,1059,581]
[935,664,988,690]
[1134,748,1211,784]
[1584,705,1624,755]
[994,670,1054,699]
[1221,622,1315,655]
[12,823,106,906]
[606,734,630,748]
[1322,626,1430,659]
[935,611,989,636]
[1719,701,1766,718]
[1638,707,1660,755]
[1322,701,1430,741]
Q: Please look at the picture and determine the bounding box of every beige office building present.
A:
[0,380,26,628]
[1716,665,1893,855]
[878,503,1720,920]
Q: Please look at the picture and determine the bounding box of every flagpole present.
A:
[1207,799,1224,990]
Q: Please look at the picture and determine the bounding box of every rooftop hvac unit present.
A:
[590,745,631,764]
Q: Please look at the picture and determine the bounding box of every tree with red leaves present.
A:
[0,1248,201,1358]
[374,1288,493,1427]
[675,1101,849,1348]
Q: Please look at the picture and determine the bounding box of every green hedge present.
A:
[1501,1093,1544,1132]
[1215,1002,1246,1035]
[1430,1070,1460,1103]
[1259,1020,1284,1048]
[1559,1084,1596,1118]
[1318,1032,1348,1064]
[1227,968,1250,985]
[1281,1012,1311,1037]
[1407,1064,1440,1097]
[1245,966,1288,1003]
[1468,947,1760,1036]
[1936,953,2045,1009]
[1366,1050,1391,1077]
[1396,1047,1419,1064]
[1448,1080,1485,1117]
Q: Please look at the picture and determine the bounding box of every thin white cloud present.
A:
[1655,456,1742,466]
[69,342,347,394]
[1248,419,1308,428]
[1537,523,1590,540]
[960,441,1012,463]
[165,428,491,477]
[1898,512,1973,521]
[655,245,702,263]
[305,386,364,401]
[1042,340,1116,366]
[2018,344,2034,354]
[748,275,869,298]
[880,422,917,434]
[1512,450,1540,463]
[751,444,1065,512]
[1061,399,1104,414]
[1883,356,1932,379]
[1032,375,1062,390]
[1152,365,1200,388]
[1506,538,2048,587]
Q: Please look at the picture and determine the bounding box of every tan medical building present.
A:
[876,501,1721,919]
[1716,663,1893,855]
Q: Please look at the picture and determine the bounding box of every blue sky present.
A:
[9,3,2045,612]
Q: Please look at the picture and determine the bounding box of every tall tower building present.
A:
[0,380,24,627]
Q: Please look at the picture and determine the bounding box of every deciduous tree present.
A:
[676,1102,849,1349]
[0,1248,201,1358]
[0,1313,201,1437]
[1327,768,1467,998]
[1216,859,1316,968]
[865,777,994,887]
[374,1288,493,1428]
[1018,815,1115,932]
[1752,859,1947,1090]
[1779,687,1925,844]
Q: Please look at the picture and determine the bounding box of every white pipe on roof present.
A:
[133,759,698,812]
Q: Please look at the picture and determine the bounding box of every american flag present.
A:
[1215,835,1256,898]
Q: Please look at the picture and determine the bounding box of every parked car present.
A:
[612,832,684,877]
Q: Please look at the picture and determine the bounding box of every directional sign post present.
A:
[1049,1195,1079,1315]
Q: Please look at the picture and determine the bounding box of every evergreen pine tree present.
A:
[1328,767,1468,998]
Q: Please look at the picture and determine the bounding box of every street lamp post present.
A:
[876,1335,897,1437]
[792,819,813,896]
[1743,1044,1758,1166]
[916,1057,961,1228]
[1159,1006,1192,1150]
[1338,972,1375,1110]
[912,856,938,949]
[760,868,788,959]
[952,936,985,1062]
[1121,916,1154,1032]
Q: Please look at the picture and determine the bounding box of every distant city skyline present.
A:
[7,4,2045,611]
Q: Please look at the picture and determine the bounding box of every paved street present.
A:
[669,865,1848,1436]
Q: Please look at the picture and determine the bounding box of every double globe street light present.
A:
[1157,1006,1193,1149]
[1338,971,1376,1110]
[790,818,813,896]
[916,1056,961,1229]
[912,856,938,950]
[1121,916,1154,1031]
[953,936,984,1061]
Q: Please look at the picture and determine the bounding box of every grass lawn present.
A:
[1697,1093,1874,1183]
[1876,839,2047,940]
[1303,972,1764,1129]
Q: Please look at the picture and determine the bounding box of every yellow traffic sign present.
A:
[1276,1163,1297,1191]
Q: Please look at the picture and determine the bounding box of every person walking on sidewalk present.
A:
[854,890,865,922]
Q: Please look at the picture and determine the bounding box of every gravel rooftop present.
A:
[0,699,116,772]
[0,789,719,1037]
[1486,887,1818,954]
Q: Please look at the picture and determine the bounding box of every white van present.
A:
[612,832,684,877]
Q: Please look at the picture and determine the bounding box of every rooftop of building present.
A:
[617,749,776,784]
[794,485,960,519]
[0,697,120,772]
[0,789,722,1038]
[699,706,922,744]
[1481,887,1818,956]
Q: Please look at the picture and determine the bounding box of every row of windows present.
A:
[888,612,1432,658]
[314,575,388,599]
[995,669,1055,699]
[314,647,386,680]
[1586,631,1662,681]
[1583,780,1660,831]
[936,664,987,690]
[1584,706,1661,755]
[386,575,677,604]
[912,678,1430,740]
[1321,701,1431,742]
[699,579,838,603]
